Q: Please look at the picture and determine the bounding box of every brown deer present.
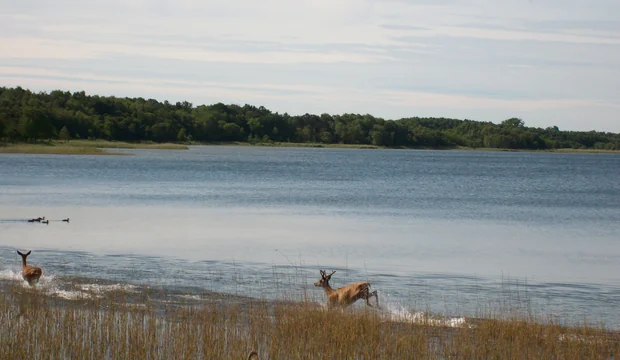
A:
[314,270,380,309]
[17,250,43,286]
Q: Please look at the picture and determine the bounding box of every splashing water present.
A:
[383,299,468,328]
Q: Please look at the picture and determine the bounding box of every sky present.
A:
[0,0,619,132]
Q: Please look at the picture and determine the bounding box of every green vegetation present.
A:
[1,279,618,359]
[1,86,619,151]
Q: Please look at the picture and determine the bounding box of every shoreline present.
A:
[1,273,618,358]
[2,140,619,155]
[0,140,189,155]
[191,142,620,154]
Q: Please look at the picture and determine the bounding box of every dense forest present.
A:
[1,86,619,150]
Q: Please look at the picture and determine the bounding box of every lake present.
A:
[1,146,619,327]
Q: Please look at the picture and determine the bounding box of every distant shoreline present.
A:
[0,140,188,155]
[2,140,619,155]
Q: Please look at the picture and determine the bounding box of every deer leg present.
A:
[370,290,380,309]
[361,287,375,308]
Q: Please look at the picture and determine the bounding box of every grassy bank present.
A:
[0,140,188,155]
[0,280,617,359]
[0,143,109,155]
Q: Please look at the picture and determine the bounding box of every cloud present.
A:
[0,0,619,131]
[0,65,600,111]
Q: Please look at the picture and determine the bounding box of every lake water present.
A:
[1,146,619,328]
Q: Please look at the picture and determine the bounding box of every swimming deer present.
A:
[314,270,380,309]
[17,250,43,286]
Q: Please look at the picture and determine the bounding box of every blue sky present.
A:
[1,0,619,132]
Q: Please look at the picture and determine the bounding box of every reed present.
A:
[0,140,188,155]
[0,143,108,155]
[0,280,617,359]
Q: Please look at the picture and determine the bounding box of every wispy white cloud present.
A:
[1,0,619,131]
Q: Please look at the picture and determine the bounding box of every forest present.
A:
[1,86,619,150]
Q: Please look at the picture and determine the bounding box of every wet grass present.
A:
[1,280,618,359]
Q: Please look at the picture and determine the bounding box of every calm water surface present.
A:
[1,146,619,327]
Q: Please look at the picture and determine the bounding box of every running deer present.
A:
[17,250,43,286]
[314,270,380,309]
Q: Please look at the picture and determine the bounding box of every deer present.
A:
[247,350,259,360]
[314,270,380,310]
[17,250,43,286]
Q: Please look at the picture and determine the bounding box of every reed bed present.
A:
[0,140,187,155]
[0,143,108,155]
[1,280,618,360]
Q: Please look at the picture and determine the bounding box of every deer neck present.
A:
[21,257,27,268]
[323,283,335,296]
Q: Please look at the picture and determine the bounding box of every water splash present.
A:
[384,300,468,328]
[78,283,139,293]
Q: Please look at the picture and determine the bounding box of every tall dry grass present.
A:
[1,280,618,360]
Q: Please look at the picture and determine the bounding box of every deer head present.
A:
[17,250,32,264]
[314,270,336,288]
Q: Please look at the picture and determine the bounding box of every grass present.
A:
[1,279,618,359]
[0,140,188,155]
[0,143,109,155]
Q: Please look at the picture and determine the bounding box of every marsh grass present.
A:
[0,143,109,155]
[1,280,618,360]
[0,140,187,155]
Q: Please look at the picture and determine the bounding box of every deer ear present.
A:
[26,250,31,256]
[17,250,23,256]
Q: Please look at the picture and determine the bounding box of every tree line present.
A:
[1,86,619,150]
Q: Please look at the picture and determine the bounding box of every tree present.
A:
[58,126,71,142]
[0,85,618,150]
[177,128,188,142]
[502,118,525,128]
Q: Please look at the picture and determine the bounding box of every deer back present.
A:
[331,281,370,306]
